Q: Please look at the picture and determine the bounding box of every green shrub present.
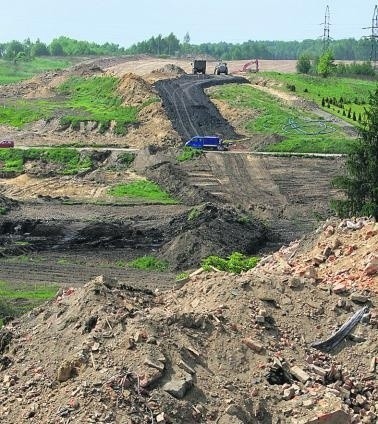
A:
[176,272,189,281]
[128,255,168,271]
[177,147,203,162]
[202,252,260,274]
[188,206,201,220]
[118,152,135,167]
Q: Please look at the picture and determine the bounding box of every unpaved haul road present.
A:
[154,75,248,141]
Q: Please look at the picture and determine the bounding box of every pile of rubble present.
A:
[0,218,376,423]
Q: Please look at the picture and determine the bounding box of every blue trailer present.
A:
[185,136,228,151]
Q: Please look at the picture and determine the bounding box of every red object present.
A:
[0,140,14,148]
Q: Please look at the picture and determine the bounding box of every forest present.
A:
[0,34,376,61]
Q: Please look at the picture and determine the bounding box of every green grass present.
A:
[251,72,377,124]
[177,146,204,162]
[202,252,260,274]
[57,76,138,132]
[108,180,178,204]
[0,147,93,175]
[209,83,356,153]
[0,280,58,326]
[0,57,72,85]
[128,255,168,271]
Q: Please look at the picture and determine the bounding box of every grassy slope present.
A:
[0,281,58,326]
[0,57,72,85]
[209,82,356,153]
[0,148,92,175]
[253,72,377,123]
[108,180,178,204]
[0,76,139,132]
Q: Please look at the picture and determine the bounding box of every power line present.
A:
[362,5,378,67]
[321,5,331,51]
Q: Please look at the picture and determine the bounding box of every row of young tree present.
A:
[1,34,377,62]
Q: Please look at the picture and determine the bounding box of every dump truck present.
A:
[185,136,228,151]
[192,60,206,74]
[214,62,228,75]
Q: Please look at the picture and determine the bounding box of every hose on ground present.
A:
[282,118,337,135]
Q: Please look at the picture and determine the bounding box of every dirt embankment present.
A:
[0,62,182,148]
[0,218,376,423]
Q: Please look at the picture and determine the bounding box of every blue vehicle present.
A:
[185,136,228,151]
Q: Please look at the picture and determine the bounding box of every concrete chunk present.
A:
[290,365,310,383]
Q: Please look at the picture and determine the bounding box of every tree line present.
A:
[125,33,376,61]
[1,34,376,61]
[0,36,126,60]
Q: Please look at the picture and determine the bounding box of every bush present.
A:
[202,252,259,274]
[296,54,311,74]
[117,152,135,167]
[177,146,203,162]
[128,256,168,271]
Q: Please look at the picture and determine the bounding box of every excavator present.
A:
[234,59,259,74]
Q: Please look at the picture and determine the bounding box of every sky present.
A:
[1,0,376,46]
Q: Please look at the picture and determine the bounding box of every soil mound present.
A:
[145,160,218,205]
[152,64,186,75]
[0,219,377,423]
[118,73,156,106]
[159,202,267,269]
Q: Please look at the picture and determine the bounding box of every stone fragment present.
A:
[369,357,376,373]
[289,277,304,289]
[283,387,295,400]
[242,338,264,353]
[140,367,163,388]
[189,267,204,278]
[304,410,351,424]
[290,366,310,383]
[156,412,167,423]
[303,399,315,408]
[144,356,165,372]
[178,360,196,375]
[304,266,318,279]
[333,283,348,294]
[350,293,368,303]
[91,342,100,352]
[57,360,81,383]
[310,365,327,378]
[365,256,378,276]
[163,374,193,399]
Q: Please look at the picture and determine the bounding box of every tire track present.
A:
[154,75,248,141]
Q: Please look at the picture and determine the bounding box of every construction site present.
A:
[0,3,377,423]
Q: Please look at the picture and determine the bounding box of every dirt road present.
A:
[107,57,298,76]
[154,75,247,141]
[181,152,344,243]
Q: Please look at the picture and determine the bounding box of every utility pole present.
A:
[321,5,331,52]
[363,5,378,68]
